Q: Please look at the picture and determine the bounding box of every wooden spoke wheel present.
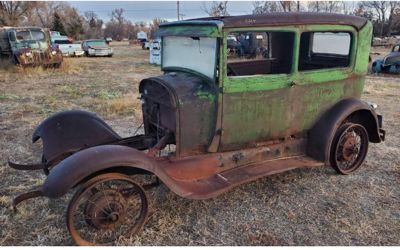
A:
[330,123,369,175]
[66,173,148,246]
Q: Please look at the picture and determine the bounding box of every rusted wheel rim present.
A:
[334,124,368,174]
[66,174,148,246]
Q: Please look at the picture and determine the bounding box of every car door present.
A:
[219,28,299,151]
[293,25,363,131]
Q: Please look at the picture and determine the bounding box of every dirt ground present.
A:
[0,43,399,246]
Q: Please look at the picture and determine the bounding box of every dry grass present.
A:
[0,44,399,246]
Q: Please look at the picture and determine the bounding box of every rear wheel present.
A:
[66,173,148,246]
[330,123,369,175]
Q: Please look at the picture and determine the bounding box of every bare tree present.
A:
[84,11,103,39]
[393,8,400,35]
[360,1,400,37]
[387,1,400,36]
[307,1,340,13]
[104,8,136,41]
[253,1,308,14]
[362,1,387,36]
[252,1,288,14]
[0,1,37,26]
[149,18,168,38]
[253,1,278,14]
[307,1,321,12]
[202,1,229,17]
[341,1,357,15]
[279,1,296,12]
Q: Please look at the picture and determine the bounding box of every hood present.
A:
[139,71,218,157]
[89,46,109,49]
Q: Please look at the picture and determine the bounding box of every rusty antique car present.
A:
[9,13,385,245]
[372,43,400,74]
[0,27,63,67]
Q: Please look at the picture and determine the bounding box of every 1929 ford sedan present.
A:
[9,13,385,245]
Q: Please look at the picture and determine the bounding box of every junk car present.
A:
[0,27,63,67]
[51,34,85,57]
[372,43,400,74]
[9,13,385,245]
[82,39,113,57]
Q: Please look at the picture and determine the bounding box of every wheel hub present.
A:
[84,189,127,230]
[342,136,358,161]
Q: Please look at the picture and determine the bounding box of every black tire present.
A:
[330,123,369,175]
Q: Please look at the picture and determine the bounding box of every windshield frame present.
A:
[86,40,108,47]
[15,30,46,42]
[161,36,219,82]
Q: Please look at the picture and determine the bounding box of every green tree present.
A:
[52,11,66,35]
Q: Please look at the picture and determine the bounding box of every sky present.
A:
[68,1,255,23]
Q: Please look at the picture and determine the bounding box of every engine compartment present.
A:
[140,78,177,148]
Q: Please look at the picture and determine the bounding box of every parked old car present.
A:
[149,38,161,65]
[82,39,113,57]
[0,26,62,67]
[9,13,385,245]
[51,33,84,57]
[372,43,400,74]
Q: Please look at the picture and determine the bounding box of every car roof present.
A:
[84,39,106,42]
[1,26,46,31]
[189,12,368,31]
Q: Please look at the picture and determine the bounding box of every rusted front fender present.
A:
[307,98,385,164]
[42,145,158,198]
[33,110,121,165]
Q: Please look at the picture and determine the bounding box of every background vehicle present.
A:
[227,33,268,59]
[9,13,385,245]
[0,26,62,67]
[82,39,113,57]
[137,31,149,49]
[372,43,400,74]
[51,35,84,57]
[105,37,112,44]
[149,38,161,64]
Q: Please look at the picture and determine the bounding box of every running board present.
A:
[173,156,324,200]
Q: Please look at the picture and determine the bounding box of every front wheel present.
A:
[66,173,149,246]
[330,123,369,175]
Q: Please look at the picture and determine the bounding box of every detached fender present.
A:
[42,145,158,198]
[307,98,385,164]
[33,110,120,164]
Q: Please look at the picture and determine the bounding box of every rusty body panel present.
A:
[14,46,63,67]
[8,13,387,246]
[219,76,365,151]
[38,137,317,200]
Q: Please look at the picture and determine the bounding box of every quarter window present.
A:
[226,31,294,76]
[299,32,352,71]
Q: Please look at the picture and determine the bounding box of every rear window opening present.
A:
[55,40,72,44]
[299,32,352,71]
[226,31,294,76]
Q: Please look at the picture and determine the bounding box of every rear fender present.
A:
[307,98,384,164]
[42,145,158,198]
[33,110,121,164]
